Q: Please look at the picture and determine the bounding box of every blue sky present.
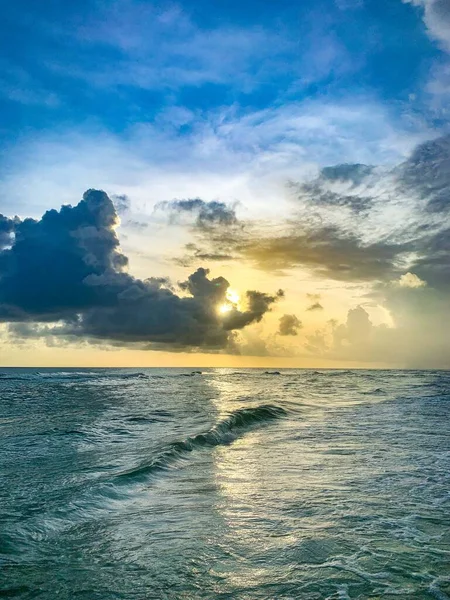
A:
[1,0,450,367]
[0,0,444,144]
[1,0,448,218]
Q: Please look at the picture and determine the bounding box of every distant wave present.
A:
[36,371,148,380]
[115,404,287,483]
[228,371,253,376]
[0,374,33,381]
[0,371,149,382]
[178,371,203,377]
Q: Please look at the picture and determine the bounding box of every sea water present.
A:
[1,368,449,599]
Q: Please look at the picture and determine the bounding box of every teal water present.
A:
[1,368,449,599]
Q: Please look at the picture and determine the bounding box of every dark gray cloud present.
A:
[240,226,410,281]
[278,314,302,336]
[320,163,374,184]
[222,290,284,330]
[293,163,375,213]
[156,198,239,230]
[0,190,125,321]
[389,134,450,288]
[173,212,409,283]
[0,190,279,349]
[398,134,450,213]
[409,226,450,289]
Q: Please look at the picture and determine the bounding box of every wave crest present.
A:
[116,404,287,483]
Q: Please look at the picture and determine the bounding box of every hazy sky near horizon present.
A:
[1,0,450,368]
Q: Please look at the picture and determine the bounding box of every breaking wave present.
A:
[115,404,287,483]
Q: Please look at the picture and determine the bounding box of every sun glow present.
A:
[226,289,240,305]
[218,303,232,314]
[218,289,240,315]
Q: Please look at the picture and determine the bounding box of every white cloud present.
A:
[397,272,427,288]
[404,0,450,52]
[43,0,356,96]
[0,96,430,216]
[44,2,295,93]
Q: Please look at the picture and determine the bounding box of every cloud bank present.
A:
[172,134,450,288]
[0,190,281,350]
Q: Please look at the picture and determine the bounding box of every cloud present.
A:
[176,243,234,265]
[155,198,239,230]
[307,302,324,311]
[305,329,330,355]
[222,290,284,331]
[397,272,427,288]
[397,134,450,213]
[156,198,244,267]
[0,190,126,322]
[302,306,384,361]
[306,293,324,311]
[112,194,131,215]
[297,163,376,213]
[123,219,149,230]
[278,314,302,336]
[239,226,410,281]
[0,92,428,224]
[0,61,60,108]
[35,0,356,102]
[66,3,294,93]
[333,305,374,347]
[155,134,450,284]
[410,227,450,289]
[178,133,450,289]
[0,214,18,250]
[404,0,450,52]
[0,190,280,350]
[302,282,450,367]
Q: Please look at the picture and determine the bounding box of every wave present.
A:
[0,371,149,382]
[362,388,385,395]
[115,404,287,483]
[310,370,358,377]
[37,371,148,379]
[178,371,202,377]
[228,371,253,376]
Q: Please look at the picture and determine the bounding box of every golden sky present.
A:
[1,0,450,368]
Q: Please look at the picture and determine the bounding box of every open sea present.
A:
[1,368,449,599]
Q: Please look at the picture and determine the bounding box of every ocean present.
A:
[1,368,449,599]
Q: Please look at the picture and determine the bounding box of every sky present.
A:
[1,0,450,368]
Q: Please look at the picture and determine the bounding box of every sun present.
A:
[218,288,240,315]
[218,303,232,314]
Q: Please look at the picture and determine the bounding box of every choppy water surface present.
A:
[1,368,449,599]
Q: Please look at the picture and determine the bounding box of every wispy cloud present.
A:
[0,95,432,219]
